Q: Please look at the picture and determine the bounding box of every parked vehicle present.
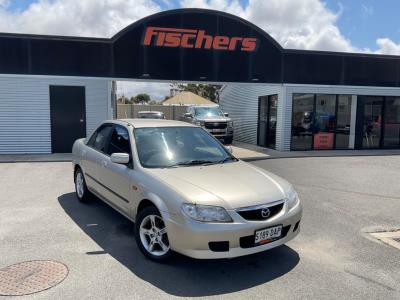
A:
[137,111,165,119]
[72,119,302,261]
[182,105,234,144]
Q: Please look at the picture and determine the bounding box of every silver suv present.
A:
[182,105,234,144]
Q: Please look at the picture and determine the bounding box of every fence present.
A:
[117,104,187,121]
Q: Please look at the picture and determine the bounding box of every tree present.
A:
[134,93,151,104]
[170,83,222,103]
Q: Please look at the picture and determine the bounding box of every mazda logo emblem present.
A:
[261,208,270,218]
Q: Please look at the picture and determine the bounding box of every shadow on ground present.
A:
[58,192,299,297]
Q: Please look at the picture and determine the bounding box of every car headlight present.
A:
[286,187,300,210]
[181,204,233,222]
[195,121,205,127]
[228,121,233,127]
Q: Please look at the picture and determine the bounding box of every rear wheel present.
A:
[135,206,172,261]
[74,168,91,203]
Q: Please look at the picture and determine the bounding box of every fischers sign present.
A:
[142,26,258,52]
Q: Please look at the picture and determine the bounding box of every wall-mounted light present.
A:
[199,76,207,80]
[251,77,259,82]
[141,73,150,78]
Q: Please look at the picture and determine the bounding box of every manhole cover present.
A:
[370,230,400,250]
[0,260,68,296]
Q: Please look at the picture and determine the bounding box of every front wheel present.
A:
[135,206,172,261]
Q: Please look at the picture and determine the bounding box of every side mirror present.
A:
[184,112,193,118]
[224,112,229,117]
[225,146,233,154]
[110,153,130,165]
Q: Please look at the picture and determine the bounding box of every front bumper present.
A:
[164,201,302,259]
[204,128,234,139]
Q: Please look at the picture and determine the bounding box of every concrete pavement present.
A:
[0,156,399,299]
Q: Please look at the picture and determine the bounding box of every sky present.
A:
[1,0,399,100]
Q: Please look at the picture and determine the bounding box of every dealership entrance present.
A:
[1,8,400,153]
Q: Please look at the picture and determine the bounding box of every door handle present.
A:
[101,160,107,167]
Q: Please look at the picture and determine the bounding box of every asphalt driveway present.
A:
[0,156,399,299]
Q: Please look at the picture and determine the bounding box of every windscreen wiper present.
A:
[217,156,237,164]
[175,159,216,166]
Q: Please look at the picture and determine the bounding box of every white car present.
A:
[72,119,302,261]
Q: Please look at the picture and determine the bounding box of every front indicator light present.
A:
[286,187,300,210]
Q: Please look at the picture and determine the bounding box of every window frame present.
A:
[106,124,133,157]
[85,123,114,156]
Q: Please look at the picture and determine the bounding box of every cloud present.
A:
[117,81,172,101]
[0,0,161,37]
[375,38,400,55]
[180,0,400,55]
[361,4,373,18]
[0,0,399,56]
[180,0,355,52]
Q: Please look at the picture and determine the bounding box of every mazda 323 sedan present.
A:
[72,119,302,261]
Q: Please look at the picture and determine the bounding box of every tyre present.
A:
[135,206,172,261]
[224,136,233,144]
[74,167,91,203]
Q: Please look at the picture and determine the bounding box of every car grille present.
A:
[239,225,291,248]
[237,202,284,221]
[204,122,227,129]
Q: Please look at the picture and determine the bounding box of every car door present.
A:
[83,124,114,193]
[97,124,134,214]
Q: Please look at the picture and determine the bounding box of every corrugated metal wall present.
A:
[219,84,283,146]
[0,76,110,154]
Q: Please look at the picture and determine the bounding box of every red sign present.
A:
[142,26,258,52]
[314,133,334,150]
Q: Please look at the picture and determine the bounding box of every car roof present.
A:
[110,119,196,128]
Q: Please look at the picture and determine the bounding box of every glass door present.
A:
[257,95,277,149]
[362,96,383,149]
[267,95,277,149]
[383,97,400,148]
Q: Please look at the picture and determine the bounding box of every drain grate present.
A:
[370,230,400,250]
[0,260,68,296]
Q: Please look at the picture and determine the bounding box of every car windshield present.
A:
[194,107,224,117]
[134,127,235,168]
[138,112,164,119]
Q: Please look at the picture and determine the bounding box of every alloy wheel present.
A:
[139,214,170,256]
[75,171,84,198]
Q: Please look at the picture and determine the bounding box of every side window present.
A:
[92,125,113,153]
[107,125,131,155]
[87,131,98,147]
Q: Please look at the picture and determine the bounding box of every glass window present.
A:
[291,94,314,150]
[107,126,131,155]
[383,97,400,148]
[314,94,336,150]
[335,95,353,149]
[134,127,233,168]
[92,125,113,153]
[362,96,383,149]
[194,106,224,118]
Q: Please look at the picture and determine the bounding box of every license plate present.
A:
[254,225,282,245]
[211,129,225,133]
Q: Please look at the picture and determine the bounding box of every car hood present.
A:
[147,161,290,209]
